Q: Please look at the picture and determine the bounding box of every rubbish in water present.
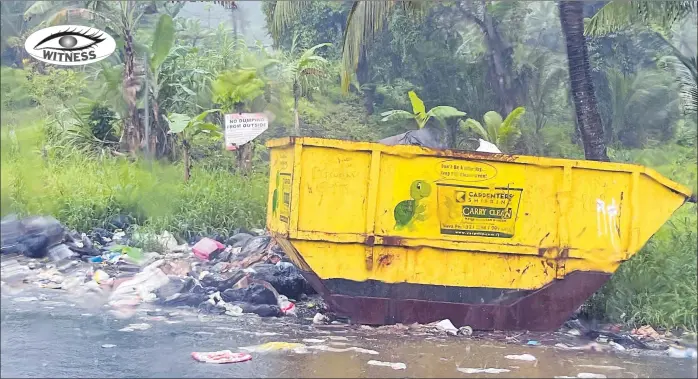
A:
[567,329,582,336]
[119,323,152,332]
[576,365,624,371]
[608,341,625,351]
[13,296,39,302]
[191,350,252,364]
[505,354,536,361]
[667,346,698,359]
[306,345,379,355]
[527,340,541,346]
[89,256,103,263]
[458,325,473,336]
[457,368,511,374]
[577,374,607,379]
[555,342,605,352]
[101,344,116,348]
[302,338,326,344]
[278,294,296,316]
[328,336,349,341]
[432,319,459,335]
[367,360,407,370]
[239,342,307,353]
[313,313,329,324]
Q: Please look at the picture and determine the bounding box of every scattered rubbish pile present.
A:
[2,214,696,363]
[0,214,320,320]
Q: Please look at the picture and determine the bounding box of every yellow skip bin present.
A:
[266,137,695,331]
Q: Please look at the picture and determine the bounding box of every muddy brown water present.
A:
[1,289,696,378]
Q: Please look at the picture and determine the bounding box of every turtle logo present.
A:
[393,180,432,231]
[24,25,116,66]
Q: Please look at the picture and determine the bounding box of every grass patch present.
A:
[1,118,268,240]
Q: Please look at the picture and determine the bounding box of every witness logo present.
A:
[24,25,116,66]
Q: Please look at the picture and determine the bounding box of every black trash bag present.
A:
[228,233,253,248]
[17,234,50,258]
[377,121,447,149]
[221,284,277,305]
[160,292,209,307]
[106,214,133,231]
[200,271,245,292]
[89,228,112,245]
[207,233,226,244]
[214,249,233,263]
[156,276,189,299]
[239,236,271,257]
[1,214,22,250]
[239,303,281,317]
[249,263,315,299]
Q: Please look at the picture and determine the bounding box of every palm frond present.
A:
[340,1,395,93]
[270,1,311,44]
[585,1,697,37]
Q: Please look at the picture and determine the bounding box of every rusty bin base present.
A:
[299,269,611,332]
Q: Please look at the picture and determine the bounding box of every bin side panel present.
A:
[374,154,561,254]
[267,146,295,235]
[297,146,372,235]
[292,240,559,290]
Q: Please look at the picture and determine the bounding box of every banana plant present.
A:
[165,109,221,182]
[381,91,466,129]
[460,107,526,153]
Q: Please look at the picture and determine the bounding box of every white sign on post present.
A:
[224,113,268,151]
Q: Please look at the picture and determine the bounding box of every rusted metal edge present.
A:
[299,267,610,332]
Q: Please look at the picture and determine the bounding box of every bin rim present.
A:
[265,137,694,201]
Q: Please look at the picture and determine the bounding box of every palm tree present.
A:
[558,1,609,161]
[268,1,424,93]
[280,36,331,135]
[585,2,697,116]
[605,69,680,145]
[24,1,157,154]
[460,107,525,153]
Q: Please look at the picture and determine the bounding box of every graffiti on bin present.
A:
[596,198,620,251]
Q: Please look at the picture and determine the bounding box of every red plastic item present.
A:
[191,350,252,364]
[192,238,225,261]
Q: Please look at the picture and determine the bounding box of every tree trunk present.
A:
[559,1,609,162]
[236,143,255,174]
[482,7,516,115]
[183,140,191,182]
[356,50,374,115]
[293,90,300,136]
[120,28,141,154]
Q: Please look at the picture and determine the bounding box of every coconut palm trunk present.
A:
[559,1,609,162]
[121,28,141,154]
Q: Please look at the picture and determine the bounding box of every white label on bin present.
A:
[224,113,268,150]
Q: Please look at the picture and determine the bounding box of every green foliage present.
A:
[211,69,266,112]
[166,109,222,141]
[585,1,697,37]
[381,90,465,129]
[460,107,525,152]
[150,13,175,73]
[1,118,267,237]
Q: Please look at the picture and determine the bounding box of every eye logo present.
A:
[25,25,116,66]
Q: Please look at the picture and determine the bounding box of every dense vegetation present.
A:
[1,1,696,331]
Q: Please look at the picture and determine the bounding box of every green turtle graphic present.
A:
[272,172,281,215]
[394,180,432,230]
